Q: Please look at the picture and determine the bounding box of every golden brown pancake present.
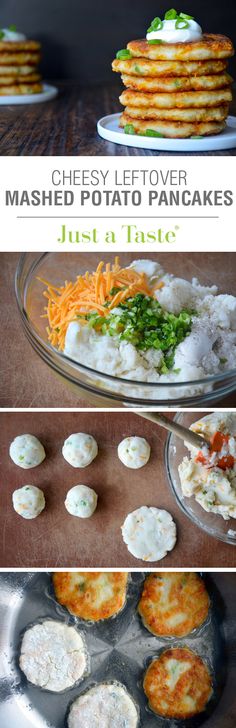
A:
[120,112,226,137]
[0,52,41,66]
[0,73,41,85]
[121,72,232,93]
[138,572,210,637]
[53,572,128,621]
[127,34,234,61]
[143,647,213,719]
[112,58,228,77]
[0,82,43,95]
[120,88,232,109]
[124,105,229,122]
[0,64,40,75]
[0,40,40,52]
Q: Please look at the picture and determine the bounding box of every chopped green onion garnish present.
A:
[134,64,142,73]
[147,16,163,33]
[145,129,164,138]
[165,9,178,19]
[179,12,194,20]
[116,48,132,59]
[9,24,17,31]
[85,294,194,373]
[175,18,189,29]
[0,30,4,39]
[147,38,164,44]
[124,124,136,135]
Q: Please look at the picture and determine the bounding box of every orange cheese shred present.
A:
[37,258,163,350]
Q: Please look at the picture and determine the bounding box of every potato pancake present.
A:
[120,88,232,109]
[0,40,40,52]
[138,572,210,637]
[0,52,41,66]
[121,72,232,93]
[0,64,38,75]
[124,105,229,122]
[112,58,228,77]
[0,82,43,95]
[127,34,234,61]
[120,113,226,138]
[53,572,128,621]
[0,73,41,85]
[144,647,213,719]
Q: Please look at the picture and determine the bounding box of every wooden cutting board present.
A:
[0,410,236,568]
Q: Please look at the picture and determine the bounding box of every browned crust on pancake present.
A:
[121,72,232,93]
[124,104,229,122]
[0,40,41,51]
[138,573,210,637]
[0,81,43,95]
[53,572,128,621]
[120,112,226,137]
[112,58,228,76]
[120,88,232,109]
[0,52,41,65]
[144,648,213,718]
[127,34,234,60]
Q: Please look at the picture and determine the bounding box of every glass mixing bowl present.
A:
[15,252,236,407]
[165,412,236,545]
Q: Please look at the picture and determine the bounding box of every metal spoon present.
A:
[135,411,210,450]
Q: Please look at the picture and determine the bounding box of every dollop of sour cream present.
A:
[1,28,26,41]
[146,19,202,44]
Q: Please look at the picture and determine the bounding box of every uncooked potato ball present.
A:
[62,433,98,468]
[9,434,45,469]
[118,437,150,469]
[65,484,98,518]
[12,485,45,519]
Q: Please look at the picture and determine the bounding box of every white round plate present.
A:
[97,112,236,151]
[0,83,58,105]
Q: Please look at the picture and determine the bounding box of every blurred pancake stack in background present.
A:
[112,25,234,138]
[0,25,42,95]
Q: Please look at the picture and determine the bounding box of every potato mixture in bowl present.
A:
[38,257,236,400]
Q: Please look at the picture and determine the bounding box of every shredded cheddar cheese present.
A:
[38,257,164,350]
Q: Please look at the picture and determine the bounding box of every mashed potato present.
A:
[118,436,150,468]
[178,412,236,520]
[20,620,88,691]
[9,434,45,469]
[63,260,236,399]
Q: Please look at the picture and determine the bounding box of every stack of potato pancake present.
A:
[112,34,234,138]
[0,38,42,95]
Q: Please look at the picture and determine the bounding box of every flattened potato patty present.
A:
[138,572,210,637]
[127,34,234,61]
[113,58,228,77]
[120,113,226,138]
[144,648,213,718]
[53,572,128,621]
[0,82,43,95]
[0,52,41,66]
[121,72,232,93]
[124,105,229,122]
[120,88,232,109]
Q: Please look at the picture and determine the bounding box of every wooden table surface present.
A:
[1,410,236,568]
[1,251,236,408]
[0,82,235,156]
